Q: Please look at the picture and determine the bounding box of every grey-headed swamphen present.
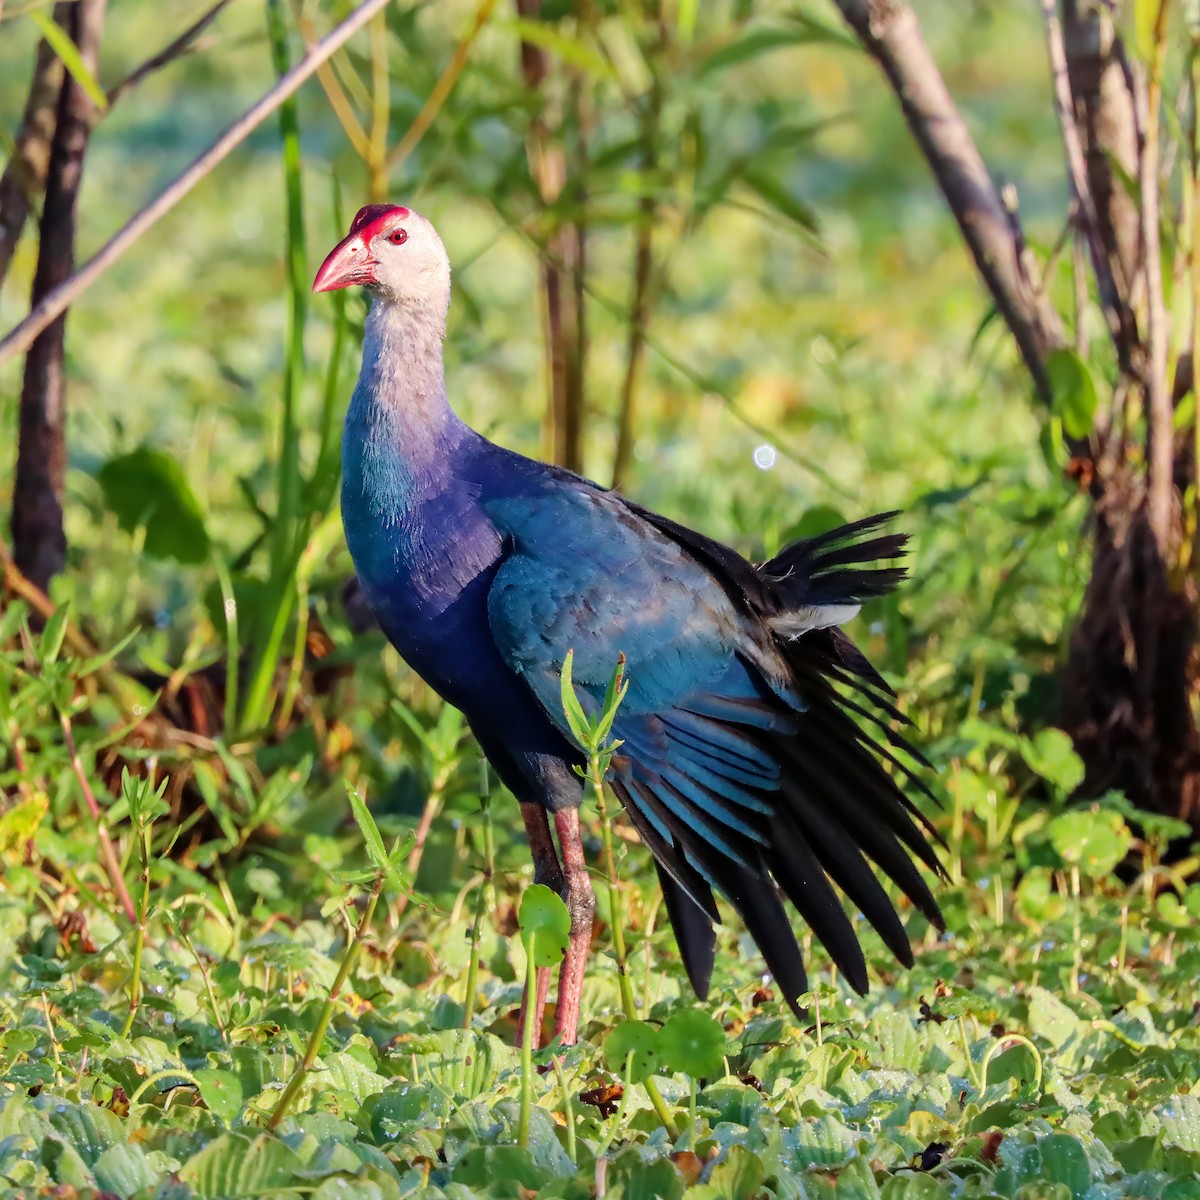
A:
[314,204,944,1046]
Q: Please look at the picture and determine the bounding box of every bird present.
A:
[313,203,945,1047]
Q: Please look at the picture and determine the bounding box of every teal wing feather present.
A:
[484,484,944,1011]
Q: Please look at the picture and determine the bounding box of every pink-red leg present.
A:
[517,801,563,1049]
[552,807,596,1046]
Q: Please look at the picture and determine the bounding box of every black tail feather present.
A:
[602,507,944,1016]
[654,862,717,1001]
[762,512,909,608]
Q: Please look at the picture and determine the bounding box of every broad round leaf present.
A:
[604,1019,662,1085]
[194,1068,242,1125]
[518,884,571,968]
[1047,810,1132,878]
[658,1009,726,1079]
[1020,729,1085,795]
[97,446,210,564]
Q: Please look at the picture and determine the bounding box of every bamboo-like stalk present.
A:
[268,872,385,1128]
[611,21,664,491]
[462,776,493,1029]
[121,813,153,1038]
[367,11,389,200]
[516,0,588,471]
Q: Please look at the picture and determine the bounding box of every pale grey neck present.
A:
[350,295,466,460]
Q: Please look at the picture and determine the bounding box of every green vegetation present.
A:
[1,1,1198,1197]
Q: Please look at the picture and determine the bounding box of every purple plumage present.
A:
[314,204,945,1046]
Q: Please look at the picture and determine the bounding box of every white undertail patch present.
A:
[769,603,861,640]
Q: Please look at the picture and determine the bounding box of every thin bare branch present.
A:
[0,0,396,369]
[104,0,233,108]
[1041,0,1137,372]
[829,0,1063,404]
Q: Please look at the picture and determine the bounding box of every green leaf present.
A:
[1045,348,1099,439]
[785,1113,856,1169]
[1047,809,1132,877]
[1020,728,1085,794]
[94,1142,156,1197]
[695,26,826,77]
[194,1067,243,1124]
[658,1008,726,1079]
[699,1144,766,1199]
[740,166,820,234]
[1026,986,1083,1049]
[595,654,629,745]
[177,1133,305,1197]
[509,18,614,77]
[1157,1094,1200,1153]
[0,599,29,646]
[1037,1133,1092,1198]
[784,505,850,544]
[97,446,210,564]
[559,650,592,748]
[881,1175,952,1199]
[371,1082,433,1143]
[453,1144,552,1195]
[27,9,108,112]
[49,1101,122,1165]
[40,607,68,666]
[829,1151,882,1198]
[605,1019,662,1085]
[518,883,571,969]
[607,1154,684,1200]
[347,781,389,876]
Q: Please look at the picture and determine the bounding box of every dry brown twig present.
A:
[105,0,233,108]
[59,709,138,924]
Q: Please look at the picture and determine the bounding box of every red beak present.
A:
[312,233,376,293]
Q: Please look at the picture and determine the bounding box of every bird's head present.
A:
[312,204,450,313]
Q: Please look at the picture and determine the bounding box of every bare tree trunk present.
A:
[830,0,1199,830]
[11,0,107,592]
[0,9,69,292]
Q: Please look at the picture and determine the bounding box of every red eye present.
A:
[389,228,408,245]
